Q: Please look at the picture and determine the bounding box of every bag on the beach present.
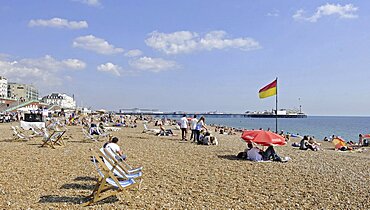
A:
[237,152,245,159]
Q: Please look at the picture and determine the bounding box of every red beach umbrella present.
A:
[363,134,370,139]
[241,130,286,146]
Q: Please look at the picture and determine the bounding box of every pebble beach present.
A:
[0,121,369,209]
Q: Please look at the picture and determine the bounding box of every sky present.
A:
[0,0,369,116]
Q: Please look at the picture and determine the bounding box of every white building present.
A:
[42,93,76,109]
[0,76,8,98]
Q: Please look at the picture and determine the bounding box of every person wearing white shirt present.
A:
[180,114,188,141]
[190,115,198,142]
[246,146,263,161]
[105,137,126,160]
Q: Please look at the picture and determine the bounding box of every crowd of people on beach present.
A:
[6,107,370,159]
[177,115,218,145]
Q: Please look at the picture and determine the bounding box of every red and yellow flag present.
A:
[259,79,277,99]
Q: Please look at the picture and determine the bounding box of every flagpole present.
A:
[275,77,278,133]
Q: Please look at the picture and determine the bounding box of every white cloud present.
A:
[0,55,85,87]
[97,62,121,76]
[145,31,198,54]
[124,49,143,57]
[293,3,358,22]
[145,30,260,54]
[73,35,124,55]
[199,31,260,51]
[267,9,280,17]
[74,0,101,7]
[28,18,88,29]
[129,56,178,73]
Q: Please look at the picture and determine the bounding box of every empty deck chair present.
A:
[11,126,29,141]
[82,150,141,206]
[41,130,66,149]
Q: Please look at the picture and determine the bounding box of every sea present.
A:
[197,116,370,142]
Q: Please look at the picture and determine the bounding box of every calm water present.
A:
[203,116,370,141]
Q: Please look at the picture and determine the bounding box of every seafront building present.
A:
[0,76,8,98]
[7,83,38,101]
[0,75,79,112]
[41,93,76,109]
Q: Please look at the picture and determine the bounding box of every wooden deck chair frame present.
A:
[82,150,140,206]
[98,148,143,182]
[41,130,66,149]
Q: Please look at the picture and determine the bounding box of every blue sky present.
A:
[0,0,369,115]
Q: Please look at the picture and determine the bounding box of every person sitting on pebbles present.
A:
[299,136,318,151]
[103,137,127,161]
[200,131,218,145]
[238,143,288,162]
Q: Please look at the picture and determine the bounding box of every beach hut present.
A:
[20,113,45,130]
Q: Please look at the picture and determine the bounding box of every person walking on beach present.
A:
[190,115,198,142]
[180,114,188,141]
[359,134,363,146]
[195,116,207,144]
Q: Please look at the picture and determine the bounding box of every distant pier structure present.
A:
[118,108,247,118]
[118,108,307,118]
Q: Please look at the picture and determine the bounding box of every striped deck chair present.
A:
[82,150,141,206]
[11,126,29,141]
[82,128,99,142]
[99,148,143,181]
[41,130,66,149]
[102,148,143,174]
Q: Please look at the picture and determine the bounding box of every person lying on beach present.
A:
[337,145,353,151]
[156,124,176,136]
